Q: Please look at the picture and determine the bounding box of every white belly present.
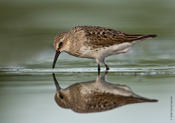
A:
[98,42,132,60]
[79,42,132,60]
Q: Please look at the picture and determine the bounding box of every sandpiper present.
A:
[52,26,156,71]
[52,73,157,113]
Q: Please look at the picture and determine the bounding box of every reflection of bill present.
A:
[52,73,158,113]
[170,96,173,120]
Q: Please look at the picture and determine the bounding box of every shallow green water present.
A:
[0,0,175,123]
[0,73,175,123]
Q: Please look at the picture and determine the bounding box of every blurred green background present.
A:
[0,0,175,68]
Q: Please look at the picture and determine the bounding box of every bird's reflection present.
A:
[52,72,158,113]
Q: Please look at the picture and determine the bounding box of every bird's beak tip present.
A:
[52,50,61,69]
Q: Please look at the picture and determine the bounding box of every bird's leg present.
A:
[102,59,110,71]
[101,70,109,81]
[104,69,109,75]
[104,63,109,71]
[96,59,101,74]
[98,64,101,75]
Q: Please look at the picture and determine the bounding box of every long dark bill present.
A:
[52,73,61,91]
[52,50,61,68]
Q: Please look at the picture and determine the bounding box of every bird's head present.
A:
[52,73,71,109]
[55,90,71,109]
[53,32,66,51]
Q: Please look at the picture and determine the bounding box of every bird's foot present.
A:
[105,64,110,71]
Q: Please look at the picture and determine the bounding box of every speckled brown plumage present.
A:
[52,25,157,71]
[72,26,156,47]
[53,73,158,113]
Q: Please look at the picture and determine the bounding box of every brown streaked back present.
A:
[72,26,157,47]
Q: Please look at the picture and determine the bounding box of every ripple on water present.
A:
[0,66,175,75]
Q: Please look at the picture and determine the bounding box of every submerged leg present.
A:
[104,63,109,71]
[98,64,101,75]
[101,70,109,82]
[96,59,101,74]
[102,59,110,71]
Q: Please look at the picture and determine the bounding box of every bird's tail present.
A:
[135,97,158,103]
[125,34,157,42]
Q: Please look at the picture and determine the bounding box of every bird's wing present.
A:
[85,92,156,112]
[74,26,156,47]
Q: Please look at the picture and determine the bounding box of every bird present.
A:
[52,73,158,113]
[52,26,157,72]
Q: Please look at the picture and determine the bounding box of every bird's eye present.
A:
[58,42,63,48]
[59,93,64,99]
